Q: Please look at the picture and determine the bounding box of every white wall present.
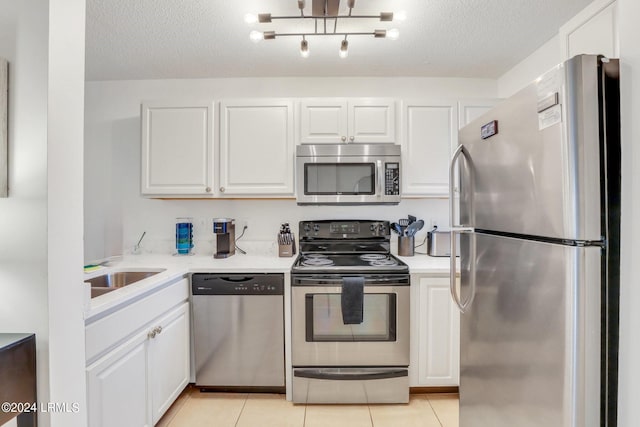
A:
[0,2,87,427]
[497,35,561,98]
[84,77,496,260]
[616,0,640,423]
[47,0,87,426]
[0,3,51,425]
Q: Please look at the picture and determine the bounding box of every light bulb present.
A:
[244,13,258,24]
[387,28,400,40]
[339,40,349,59]
[300,40,309,58]
[394,10,407,21]
[249,30,263,42]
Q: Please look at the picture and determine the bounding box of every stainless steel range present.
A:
[291,220,410,404]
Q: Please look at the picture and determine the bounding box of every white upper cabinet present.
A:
[559,0,618,60]
[458,99,501,130]
[299,98,396,144]
[401,99,458,196]
[141,100,214,195]
[219,99,295,195]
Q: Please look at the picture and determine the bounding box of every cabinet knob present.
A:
[341,136,346,142]
[205,187,211,193]
[349,136,354,142]
[155,326,163,335]
[220,186,225,193]
[148,330,157,339]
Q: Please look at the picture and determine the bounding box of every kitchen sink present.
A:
[87,270,165,298]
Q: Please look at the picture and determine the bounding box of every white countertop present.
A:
[84,251,454,320]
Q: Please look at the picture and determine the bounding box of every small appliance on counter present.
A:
[277,223,296,257]
[427,226,459,257]
[212,218,235,259]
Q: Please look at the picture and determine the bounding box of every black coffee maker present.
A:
[212,218,235,259]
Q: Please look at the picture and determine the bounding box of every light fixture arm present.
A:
[247,1,400,56]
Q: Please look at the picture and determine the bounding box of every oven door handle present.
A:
[294,369,407,381]
[292,277,408,284]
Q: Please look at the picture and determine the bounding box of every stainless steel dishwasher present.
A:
[191,273,285,392]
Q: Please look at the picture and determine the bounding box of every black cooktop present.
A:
[291,253,409,274]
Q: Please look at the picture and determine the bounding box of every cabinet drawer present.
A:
[86,278,189,363]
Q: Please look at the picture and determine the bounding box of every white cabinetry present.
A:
[87,329,150,427]
[559,0,618,60]
[458,99,500,129]
[401,100,458,196]
[141,101,214,195]
[410,275,460,387]
[86,279,190,427]
[299,98,396,144]
[220,99,295,195]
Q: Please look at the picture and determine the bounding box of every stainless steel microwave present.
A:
[296,144,401,205]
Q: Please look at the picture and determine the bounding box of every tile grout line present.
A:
[163,386,192,427]
[303,402,307,427]
[367,404,375,427]
[233,393,250,427]
[426,397,445,427]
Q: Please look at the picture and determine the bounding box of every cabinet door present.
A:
[401,100,458,196]
[87,331,151,427]
[417,276,460,386]
[559,0,618,60]
[299,99,348,144]
[148,303,190,425]
[141,101,214,196]
[347,99,396,143]
[458,99,500,129]
[220,99,295,195]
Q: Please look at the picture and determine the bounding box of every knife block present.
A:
[278,233,296,258]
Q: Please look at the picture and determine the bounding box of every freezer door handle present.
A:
[449,144,476,313]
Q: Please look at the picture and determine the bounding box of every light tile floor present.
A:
[157,387,459,427]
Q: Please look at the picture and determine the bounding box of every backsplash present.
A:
[116,198,449,259]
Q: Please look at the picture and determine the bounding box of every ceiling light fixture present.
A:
[339,39,349,59]
[300,37,310,58]
[246,0,402,58]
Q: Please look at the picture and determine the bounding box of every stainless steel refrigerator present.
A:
[450,55,620,427]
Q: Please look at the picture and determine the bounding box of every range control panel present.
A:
[385,163,400,195]
[300,220,389,239]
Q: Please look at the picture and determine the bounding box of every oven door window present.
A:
[305,293,396,342]
[304,163,375,195]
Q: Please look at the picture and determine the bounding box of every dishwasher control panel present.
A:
[191,273,284,296]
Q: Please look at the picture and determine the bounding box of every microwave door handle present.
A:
[376,160,383,198]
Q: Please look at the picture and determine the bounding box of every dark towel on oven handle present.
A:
[341,276,364,324]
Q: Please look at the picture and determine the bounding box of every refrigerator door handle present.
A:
[449,144,476,313]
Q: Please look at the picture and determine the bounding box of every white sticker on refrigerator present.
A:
[538,104,562,130]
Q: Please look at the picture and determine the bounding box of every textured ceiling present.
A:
[85,0,594,81]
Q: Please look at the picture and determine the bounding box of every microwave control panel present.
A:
[385,163,400,195]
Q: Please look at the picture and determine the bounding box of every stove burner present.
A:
[301,256,334,267]
[359,254,387,261]
[369,259,398,267]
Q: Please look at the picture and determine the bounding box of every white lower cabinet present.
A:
[149,303,190,424]
[86,280,190,427]
[87,329,150,427]
[410,274,460,387]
